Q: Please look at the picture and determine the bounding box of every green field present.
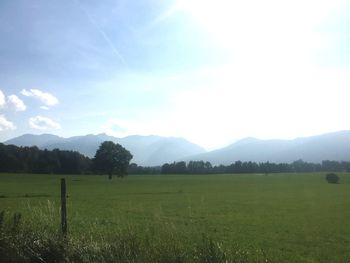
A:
[1,173,350,262]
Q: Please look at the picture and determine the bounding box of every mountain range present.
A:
[182,131,350,165]
[4,133,205,166]
[4,131,350,166]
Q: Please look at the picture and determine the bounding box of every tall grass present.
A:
[0,205,267,263]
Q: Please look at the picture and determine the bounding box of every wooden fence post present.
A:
[61,178,67,237]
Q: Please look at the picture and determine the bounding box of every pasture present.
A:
[1,173,350,262]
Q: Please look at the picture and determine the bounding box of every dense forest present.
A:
[1,143,350,175]
[0,143,91,174]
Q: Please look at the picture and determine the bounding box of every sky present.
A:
[0,0,350,150]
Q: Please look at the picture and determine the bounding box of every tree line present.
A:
[1,142,350,175]
[0,142,132,178]
[160,159,350,174]
[0,143,91,174]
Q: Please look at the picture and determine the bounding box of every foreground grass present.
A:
[1,173,350,262]
[0,209,265,263]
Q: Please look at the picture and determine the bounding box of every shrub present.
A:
[325,173,340,184]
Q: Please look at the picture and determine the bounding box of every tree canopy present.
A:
[0,143,91,174]
[93,141,133,179]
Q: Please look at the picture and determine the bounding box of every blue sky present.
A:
[1,0,350,150]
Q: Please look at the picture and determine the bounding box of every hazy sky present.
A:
[0,0,350,150]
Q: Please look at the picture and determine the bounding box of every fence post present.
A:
[61,178,67,238]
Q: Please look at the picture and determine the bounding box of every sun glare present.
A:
[175,0,235,30]
[173,0,343,50]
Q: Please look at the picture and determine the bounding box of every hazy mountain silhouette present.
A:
[5,133,64,148]
[5,133,206,166]
[5,131,350,166]
[184,131,350,164]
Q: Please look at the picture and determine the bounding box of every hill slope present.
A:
[184,131,350,165]
[5,133,64,148]
[4,133,206,166]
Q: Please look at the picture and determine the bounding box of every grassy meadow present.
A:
[1,172,350,262]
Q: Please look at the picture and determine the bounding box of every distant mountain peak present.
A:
[4,133,64,148]
[234,137,260,144]
[4,133,205,166]
[183,130,350,165]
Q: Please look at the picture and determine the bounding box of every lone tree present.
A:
[325,173,340,184]
[93,141,133,179]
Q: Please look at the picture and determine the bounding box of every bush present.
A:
[325,173,340,184]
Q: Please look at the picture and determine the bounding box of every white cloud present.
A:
[101,117,170,139]
[21,89,59,107]
[0,90,5,108]
[40,106,50,110]
[0,115,16,131]
[7,95,26,111]
[29,116,62,130]
[102,118,130,137]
